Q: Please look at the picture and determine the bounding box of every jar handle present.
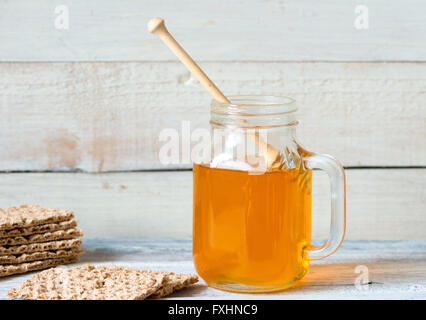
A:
[304,153,346,260]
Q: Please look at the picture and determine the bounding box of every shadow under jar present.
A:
[193,96,346,293]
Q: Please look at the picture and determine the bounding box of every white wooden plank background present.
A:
[1,1,424,242]
[0,169,423,240]
[1,62,424,171]
[0,0,425,61]
[1,239,425,299]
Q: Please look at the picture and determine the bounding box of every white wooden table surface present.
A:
[1,239,425,300]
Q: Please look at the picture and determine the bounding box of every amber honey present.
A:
[193,164,312,292]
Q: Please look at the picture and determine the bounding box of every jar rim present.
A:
[210,95,298,128]
[212,95,296,109]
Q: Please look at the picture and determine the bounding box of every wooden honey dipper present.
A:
[148,17,283,169]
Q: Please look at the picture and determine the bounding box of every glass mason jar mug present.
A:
[193,96,346,293]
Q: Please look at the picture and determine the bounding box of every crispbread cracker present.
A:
[0,228,82,246]
[0,238,81,256]
[0,248,83,264]
[0,205,74,231]
[150,272,199,298]
[0,256,78,278]
[0,219,77,239]
[8,264,166,300]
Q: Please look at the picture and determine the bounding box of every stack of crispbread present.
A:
[8,264,199,300]
[0,205,83,277]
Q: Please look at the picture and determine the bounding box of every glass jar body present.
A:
[192,96,314,292]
